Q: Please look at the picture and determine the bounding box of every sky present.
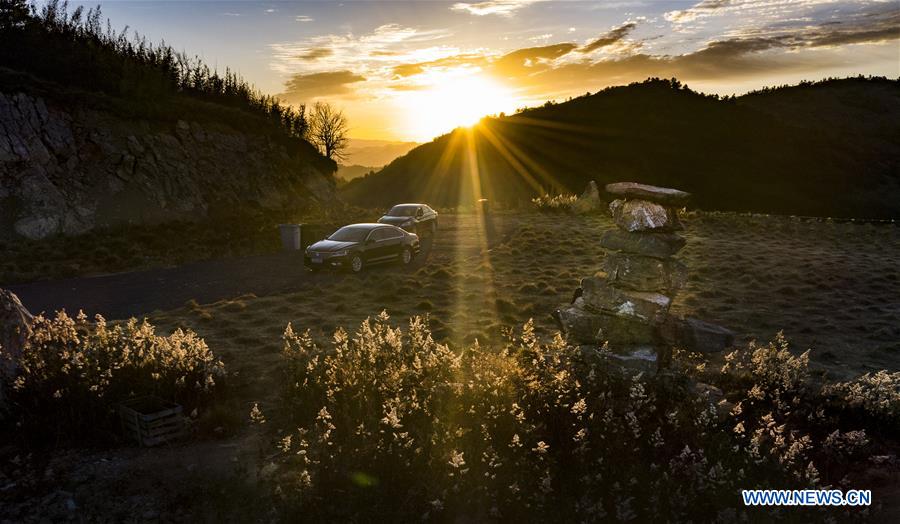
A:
[68,1,900,141]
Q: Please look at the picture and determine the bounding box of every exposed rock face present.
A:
[0,91,336,239]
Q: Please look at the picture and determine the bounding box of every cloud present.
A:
[279,71,366,102]
[270,24,456,101]
[493,43,578,74]
[665,0,731,23]
[393,53,489,77]
[295,15,314,23]
[579,22,637,53]
[268,2,899,108]
[296,47,334,61]
[505,6,900,96]
[451,0,543,17]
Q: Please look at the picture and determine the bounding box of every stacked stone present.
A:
[556,182,691,353]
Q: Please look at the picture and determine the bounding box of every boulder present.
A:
[1,289,32,370]
[603,251,687,294]
[600,230,686,258]
[573,180,602,213]
[581,277,671,324]
[554,298,658,346]
[660,316,735,353]
[609,199,682,232]
[576,345,659,377]
[1,289,32,416]
[605,182,691,206]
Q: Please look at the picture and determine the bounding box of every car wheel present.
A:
[401,247,413,265]
[349,254,364,273]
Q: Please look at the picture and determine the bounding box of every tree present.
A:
[0,0,31,30]
[308,101,349,161]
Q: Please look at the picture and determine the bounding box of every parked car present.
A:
[304,223,420,273]
[377,203,438,235]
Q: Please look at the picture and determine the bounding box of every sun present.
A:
[402,72,515,142]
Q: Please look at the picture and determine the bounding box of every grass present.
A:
[149,211,900,386]
[3,210,899,520]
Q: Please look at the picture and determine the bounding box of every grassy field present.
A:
[148,210,900,397]
[4,210,898,520]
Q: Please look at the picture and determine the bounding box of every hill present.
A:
[341,77,900,218]
[344,138,419,167]
[336,164,377,183]
[0,2,337,239]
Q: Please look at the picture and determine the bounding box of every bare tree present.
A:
[308,101,349,161]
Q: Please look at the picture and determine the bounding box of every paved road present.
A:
[8,235,440,319]
[6,214,515,320]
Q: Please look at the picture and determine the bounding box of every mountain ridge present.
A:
[342,77,900,218]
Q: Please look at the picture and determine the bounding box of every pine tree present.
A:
[0,0,30,29]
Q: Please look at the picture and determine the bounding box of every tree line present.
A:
[0,0,349,160]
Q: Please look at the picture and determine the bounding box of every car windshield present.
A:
[327,226,370,242]
[386,205,418,217]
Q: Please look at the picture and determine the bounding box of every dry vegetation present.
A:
[3,211,899,521]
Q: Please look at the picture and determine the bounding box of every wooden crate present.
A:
[119,396,185,447]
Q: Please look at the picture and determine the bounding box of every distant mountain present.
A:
[336,164,377,182]
[341,77,900,218]
[344,138,419,168]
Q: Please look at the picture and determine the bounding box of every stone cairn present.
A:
[555,182,733,369]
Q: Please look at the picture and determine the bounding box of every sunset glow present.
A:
[76,0,900,142]
[402,73,515,140]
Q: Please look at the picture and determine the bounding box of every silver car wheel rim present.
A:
[352,257,362,272]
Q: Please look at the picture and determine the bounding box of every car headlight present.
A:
[332,250,349,257]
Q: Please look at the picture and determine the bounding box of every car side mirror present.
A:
[366,238,375,245]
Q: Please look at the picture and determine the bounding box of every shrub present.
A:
[266,313,881,521]
[531,194,578,213]
[823,370,900,428]
[3,311,225,445]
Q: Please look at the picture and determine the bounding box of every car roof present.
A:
[391,203,425,208]
[339,223,396,230]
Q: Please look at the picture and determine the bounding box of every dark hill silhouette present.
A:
[341,77,900,218]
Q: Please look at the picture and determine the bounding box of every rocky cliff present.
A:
[0,91,336,239]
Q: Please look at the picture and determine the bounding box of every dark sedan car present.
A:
[377,204,438,235]
[304,223,420,273]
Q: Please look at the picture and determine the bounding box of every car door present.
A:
[366,228,391,262]
[380,227,405,260]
